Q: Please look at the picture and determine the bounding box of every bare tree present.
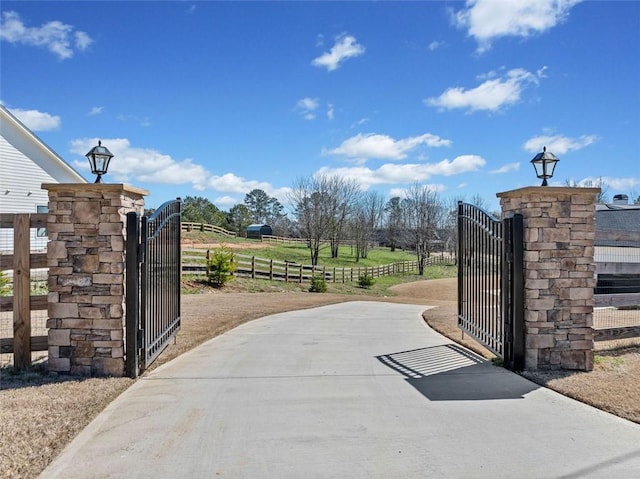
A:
[384,196,404,252]
[325,176,361,258]
[565,178,610,203]
[403,184,444,275]
[289,176,334,265]
[351,191,385,261]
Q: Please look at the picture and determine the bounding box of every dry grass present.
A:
[0,373,132,479]
[1,276,639,478]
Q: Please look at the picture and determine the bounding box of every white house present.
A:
[0,104,87,250]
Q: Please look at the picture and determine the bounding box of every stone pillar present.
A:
[42,184,148,376]
[498,187,600,371]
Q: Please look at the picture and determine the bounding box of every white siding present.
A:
[0,107,86,251]
[0,135,56,214]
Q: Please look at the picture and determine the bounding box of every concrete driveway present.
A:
[41,301,640,478]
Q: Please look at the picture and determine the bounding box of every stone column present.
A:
[42,184,148,376]
[498,187,600,371]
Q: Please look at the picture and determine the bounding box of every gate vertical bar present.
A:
[140,214,149,369]
[502,214,524,370]
[125,212,140,378]
[457,201,464,329]
[511,214,525,370]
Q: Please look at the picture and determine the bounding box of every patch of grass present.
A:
[594,355,624,367]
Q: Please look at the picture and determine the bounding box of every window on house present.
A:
[36,205,48,237]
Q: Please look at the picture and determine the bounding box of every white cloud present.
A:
[312,34,365,71]
[207,172,291,200]
[325,132,452,161]
[88,106,104,116]
[575,176,639,192]
[428,40,444,51]
[425,68,542,112]
[389,184,447,198]
[296,97,319,120]
[490,162,520,174]
[117,113,151,127]
[315,155,485,189]
[454,0,581,53]
[10,107,61,131]
[327,104,334,120]
[523,133,598,155]
[70,138,209,190]
[0,11,93,59]
[213,196,238,208]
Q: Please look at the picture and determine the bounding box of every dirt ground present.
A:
[1,278,639,478]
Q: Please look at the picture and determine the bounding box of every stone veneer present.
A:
[42,183,148,376]
[498,187,600,371]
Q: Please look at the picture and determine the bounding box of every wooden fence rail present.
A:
[181,222,237,237]
[183,253,455,283]
[0,213,49,368]
[594,292,640,342]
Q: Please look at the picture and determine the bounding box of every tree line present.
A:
[181,175,493,272]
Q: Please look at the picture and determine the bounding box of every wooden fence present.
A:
[181,222,237,237]
[0,213,49,369]
[183,253,455,283]
[594,293,640,342]
[260,235,308,245]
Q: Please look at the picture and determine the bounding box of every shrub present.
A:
[206,247,237,287]
[358,273,375,289]
[309,274,327,293]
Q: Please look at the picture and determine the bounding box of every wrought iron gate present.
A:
[457,202,525,370]
[126,198,182,377]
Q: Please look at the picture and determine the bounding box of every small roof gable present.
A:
[0,104,87,183]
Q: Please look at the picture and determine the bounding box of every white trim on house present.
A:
[0,104,87,250]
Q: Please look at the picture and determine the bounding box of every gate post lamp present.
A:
[530,146,559,186]
[85,140,114,183]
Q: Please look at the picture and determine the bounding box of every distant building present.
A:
[594,196,640,297]
[0,105,87,250]
[246,224,273,240]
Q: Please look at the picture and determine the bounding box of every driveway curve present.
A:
[42,301,640,478]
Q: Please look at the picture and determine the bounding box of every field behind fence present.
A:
[183,251,454,283]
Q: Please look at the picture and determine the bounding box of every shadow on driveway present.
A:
[376,343,539,401]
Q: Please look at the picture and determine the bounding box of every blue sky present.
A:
[2,1,639,210]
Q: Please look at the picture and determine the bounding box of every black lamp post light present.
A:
[530,146,559,187]
[85,140,114,183]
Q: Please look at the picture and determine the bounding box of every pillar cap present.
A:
[497,186,600,199]
[41,183,149,196]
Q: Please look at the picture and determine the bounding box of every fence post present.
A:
[13,214,31,369]
[285,262,289,283]
[125,212,140,378]
[269,259,273,280]
[251,256,256,279]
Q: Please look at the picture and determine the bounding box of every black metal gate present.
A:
[457,202,524,370]
[126,198,182,377]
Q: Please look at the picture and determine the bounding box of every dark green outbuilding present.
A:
[246,223,273,239]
